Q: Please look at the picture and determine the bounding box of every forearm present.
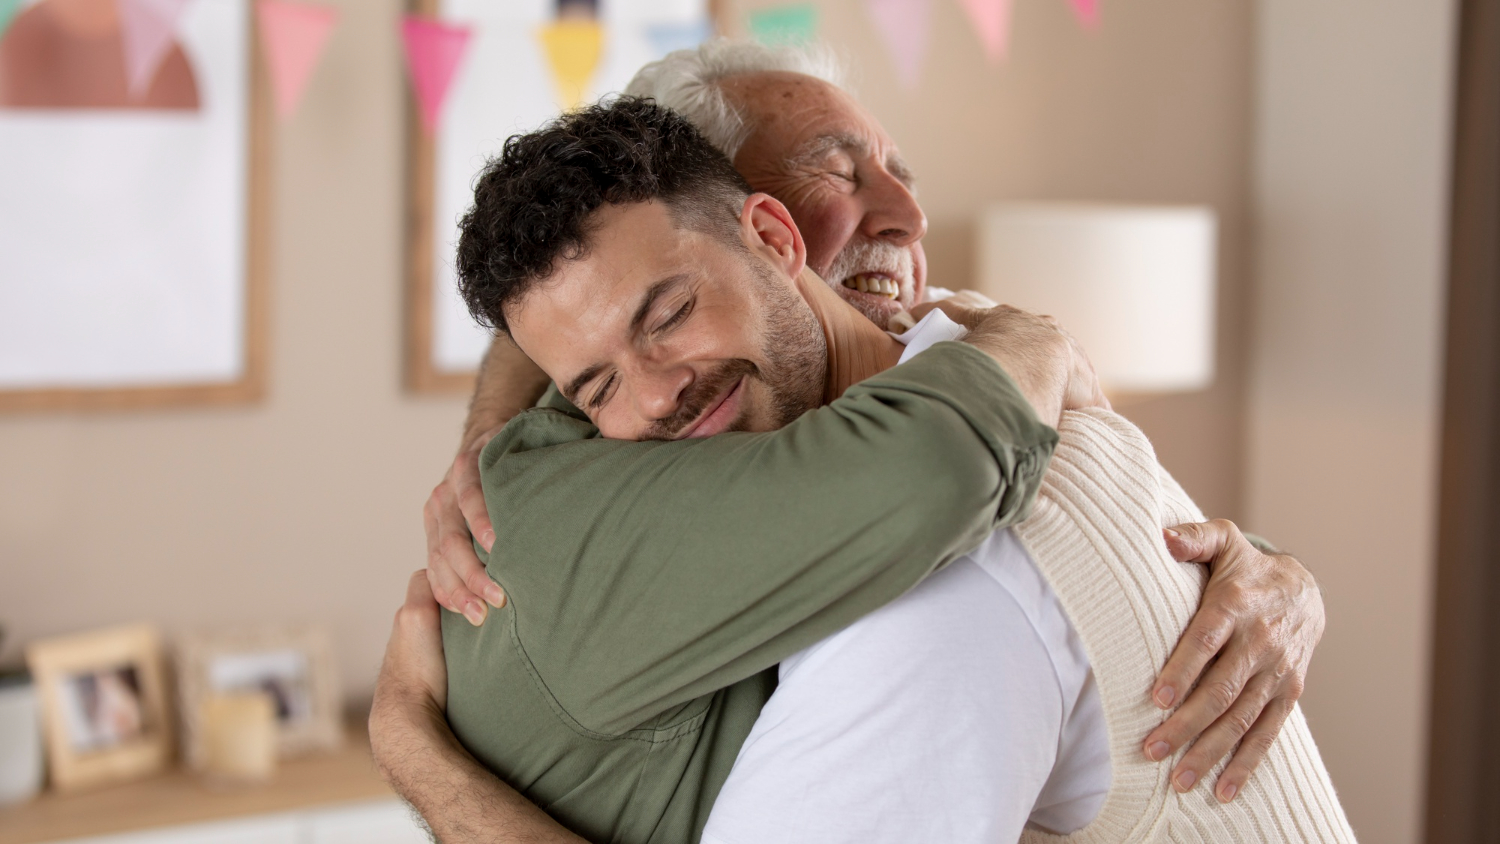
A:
[374,703,586,844]
[462,338,552,451]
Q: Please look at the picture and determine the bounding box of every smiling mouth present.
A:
[841,273,900,299]
[678,377,747,440]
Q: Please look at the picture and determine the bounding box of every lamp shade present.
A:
[976,203,1218,393]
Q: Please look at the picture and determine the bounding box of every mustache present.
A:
[823,239,915,285]
[643,359,758,441]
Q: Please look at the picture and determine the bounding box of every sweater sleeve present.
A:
[479,341,1058,735]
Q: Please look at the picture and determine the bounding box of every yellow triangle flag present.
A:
[538,20,604,110]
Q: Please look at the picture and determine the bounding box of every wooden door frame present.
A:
[1424,0,1500,839]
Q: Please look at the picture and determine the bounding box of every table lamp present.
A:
[975,203,1218,394]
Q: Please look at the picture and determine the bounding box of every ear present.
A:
[739,193,807,280]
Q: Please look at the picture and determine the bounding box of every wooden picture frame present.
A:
[25,624,174,793]
[174,625,343,770]
[402,0,465,394]
[403,0,729,394]
[0,0,271,412]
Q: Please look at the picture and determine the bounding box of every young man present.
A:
[374,98,1345,843]
[419,44,1324,805]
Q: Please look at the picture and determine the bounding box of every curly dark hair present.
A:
[455,97,754,335]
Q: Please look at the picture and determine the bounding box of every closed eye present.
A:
[588,372,617,410]
[657,298,693,334]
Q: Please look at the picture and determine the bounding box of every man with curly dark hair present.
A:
[367,92,1355,844]
[416,49,1325,817]
[404,95,1091,843]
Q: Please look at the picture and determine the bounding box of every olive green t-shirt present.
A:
[443,342,1058,844]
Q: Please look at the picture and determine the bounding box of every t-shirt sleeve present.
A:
[479,341,1058,735]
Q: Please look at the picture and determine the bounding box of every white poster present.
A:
[0,0,249,390]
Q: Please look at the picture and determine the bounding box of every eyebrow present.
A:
[787,133,917,189]
[561,274,688,405]
[787,132,867,167]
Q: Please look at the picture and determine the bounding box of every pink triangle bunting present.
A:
[400,15,472,135]
[864,0,931,90]
[958,0,1012,63]
[256,1,338,119]
[1066,0,1100,29]
[117,0,194,99]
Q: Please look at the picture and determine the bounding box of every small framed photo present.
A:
[26,624,174,792]
[175,625,342,769]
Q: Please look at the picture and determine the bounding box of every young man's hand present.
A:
[909,299,1110,426]
[1148,520,1325,804]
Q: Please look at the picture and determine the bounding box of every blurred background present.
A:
[1,0,1494,842]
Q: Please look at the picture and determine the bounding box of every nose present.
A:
[629,361,695,423]
[859,168,927,247]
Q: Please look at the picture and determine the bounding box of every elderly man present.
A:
[375,97,1352,844]
[382,42,1325,840]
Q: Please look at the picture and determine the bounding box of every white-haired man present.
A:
[383,42,1327,841]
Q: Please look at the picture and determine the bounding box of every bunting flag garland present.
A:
[537,20,603,111]
[957,0,1012,62]
[0,0,24,41]
[748,4,817,46]
[865,0,931,89]
[644,19,712,57]
[256,1,338,119]
[400,15,472,134]
[1066,0,1099,28]
[117,0,195,98]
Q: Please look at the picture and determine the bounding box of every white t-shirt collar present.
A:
[888,308,969,364]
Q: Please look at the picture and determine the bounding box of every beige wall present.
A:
[1246,1,1456,842]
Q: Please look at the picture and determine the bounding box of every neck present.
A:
[794,267,905,404]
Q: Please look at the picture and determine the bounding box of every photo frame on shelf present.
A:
[25,624,174,792]
[174,624,343,770]
[0,0,271,412]
[403,0,724,393]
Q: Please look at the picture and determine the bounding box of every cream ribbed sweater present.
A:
[1014,409,1357,844]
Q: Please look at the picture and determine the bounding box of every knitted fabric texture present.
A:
[1015,409,1357,844]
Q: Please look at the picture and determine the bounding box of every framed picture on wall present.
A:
[25,624,174,792]
[404,0,721,393]
[0,0,270,411]
[174,624,343,769]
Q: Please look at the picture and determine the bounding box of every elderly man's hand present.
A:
[370,570,451,781]
[423,429,508,627]
[1146,520,1325,803]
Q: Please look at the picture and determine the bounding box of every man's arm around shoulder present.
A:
[371,572,585,844]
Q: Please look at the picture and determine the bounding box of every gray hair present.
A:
[623,38,847,161]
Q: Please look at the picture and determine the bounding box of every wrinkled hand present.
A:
[423,427,507,626]
[370,570,452,781]
[1146,520,1325,803]
[908,300,1109,425]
